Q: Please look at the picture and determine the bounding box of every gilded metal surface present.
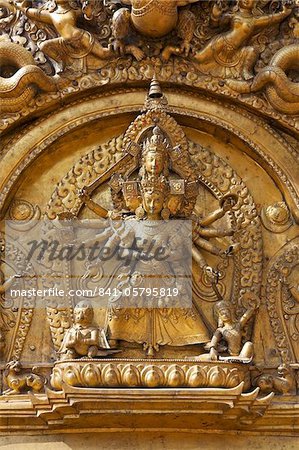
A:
[0,0,298,440]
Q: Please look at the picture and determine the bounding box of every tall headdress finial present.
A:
[144,76,168,111]
[148,76,163,99]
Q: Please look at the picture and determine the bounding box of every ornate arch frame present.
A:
[0,87,298,223]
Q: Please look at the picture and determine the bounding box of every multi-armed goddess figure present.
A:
[78,126,237,356]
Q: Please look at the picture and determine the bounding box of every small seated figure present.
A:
[197,297,258,362]
[58,300,116,360]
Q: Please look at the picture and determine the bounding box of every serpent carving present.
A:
[0,41,57,114]
[227,44,299,115]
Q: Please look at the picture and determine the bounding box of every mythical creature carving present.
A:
[194,0,292,80]
[3,360,45,394]
[227,15,299,114]
[0,38,57,114]
[255,364,296,395]
[110,0,200,61]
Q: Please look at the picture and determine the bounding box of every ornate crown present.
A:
[142,126,170,157]
[215,300,235,316]
[140,175,168,195]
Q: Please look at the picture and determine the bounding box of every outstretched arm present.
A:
[210,3,232,28]
[207,328,222,360]
[199,194,237,227]
[198,208,226,227]
[85,199,109,218]
[193,235,223,256]
[209,329,222,348]
[192,246,207,270]
[79,189,108,218]
[196,226,233,238]
[255,6,292,28]
[239,307,256,328]
[14,1,53,25]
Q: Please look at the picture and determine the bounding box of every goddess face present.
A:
[144,150,164,176]
[167,195,183,215]
[143,190,164,216]
[125,195,141,212]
